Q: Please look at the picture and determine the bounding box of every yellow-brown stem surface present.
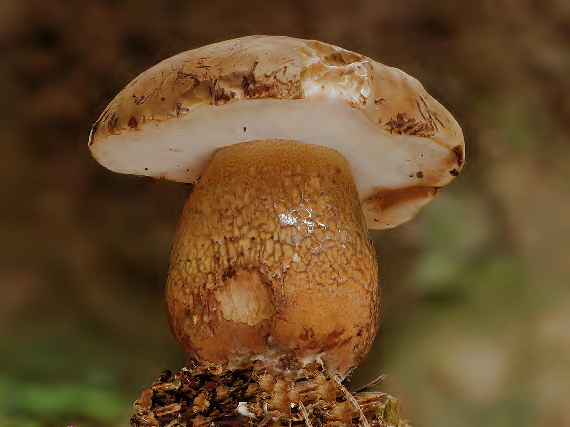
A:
[166,139,379,376]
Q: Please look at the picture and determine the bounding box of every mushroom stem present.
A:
[166,139,379,377]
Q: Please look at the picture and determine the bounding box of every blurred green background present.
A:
[1,1,569,426]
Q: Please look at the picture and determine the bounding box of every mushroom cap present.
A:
[89,35,464,229]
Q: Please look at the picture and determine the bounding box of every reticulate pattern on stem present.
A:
[166,140,379,377]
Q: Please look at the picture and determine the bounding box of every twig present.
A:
[333,374,370,427]
[354,374,386,393]
[257,413,272,426]
[298,401,313,427]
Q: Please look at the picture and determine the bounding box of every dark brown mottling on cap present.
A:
[89,35,465,229]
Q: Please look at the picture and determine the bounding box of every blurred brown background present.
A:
[1,1,569,426]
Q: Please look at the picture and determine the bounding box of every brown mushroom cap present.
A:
[89,35,464,229]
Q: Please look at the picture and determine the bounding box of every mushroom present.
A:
[89,35,464,378]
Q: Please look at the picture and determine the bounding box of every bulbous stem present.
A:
[166,139,379,377]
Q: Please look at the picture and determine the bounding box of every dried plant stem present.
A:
[354,374,386,393]
[334,374,371,427]
[298,401,313,427]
